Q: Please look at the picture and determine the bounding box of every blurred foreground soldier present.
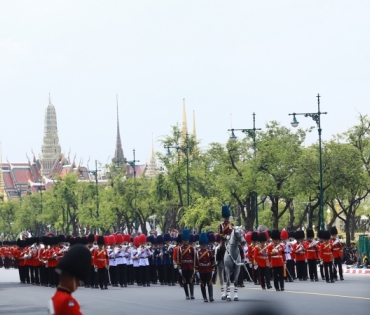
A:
[48,244,91,315]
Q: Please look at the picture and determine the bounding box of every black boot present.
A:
[190,283,195,299]
[201,285,208,302]
[208,285,214,302]
[183,284,190,300]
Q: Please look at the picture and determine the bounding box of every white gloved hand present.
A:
[174,264,178,269]
[320,261,323,265]
[212,271,214,277]
[179,269,182,275]
[196,272,200,278]
[305,259,308,263]
[226,235,230,240]
[249,264,253,268]
[254,265,258,270]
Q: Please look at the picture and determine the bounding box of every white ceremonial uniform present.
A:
[115,246,124,265]
[131,248,140,267]
[108,247,117,267]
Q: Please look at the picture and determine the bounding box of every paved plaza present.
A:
[0,269,369,315]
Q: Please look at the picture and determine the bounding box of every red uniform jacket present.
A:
[329,239,343,259]
[93,248,109,268]
[303,240,319,260]
[47,247,59,268]
[31,247,42,267]
[2,247,10,258]
[177,244,195,271]
[173,246,179,265]
[218,221,234,241]
[293,242,306,261]
[267,243,286,267]
[50,289,82,315]
[18,248,28,267]
[319,242,333,263]
[195,248,214,274]
[253,244,269,267]
[24,247,33,266]
[248,244,256,264]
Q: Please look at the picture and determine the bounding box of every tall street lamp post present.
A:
[127,149,140,232]
[89,160,100,218]
[289,94,327,231]
[36,181,46,236]
[228,113,261,229]
[164,133,191,207]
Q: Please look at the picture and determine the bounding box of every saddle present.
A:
[216,242,244,263]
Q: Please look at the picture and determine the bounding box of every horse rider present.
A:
[216,205,234,262]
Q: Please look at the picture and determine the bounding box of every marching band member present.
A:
[243,232,252,283]
[195,232,214,302]
[207,233,218,285]
[293,230,307,281]
[319,230,335,283]
[177,228,196,300]
[155,235,164,285]
[131,236,141,285]
[86,234,98,288]
[138,234,151,287]
[330,226,344,281]
[48,244,91,315]
[114,233,125,288]
[248,232,260,285]
[254,231,272,290]
[284,231,295,282]
[93,236,109,290]
[107,235,119,287]
[121,234,131,286]
[317,230,326,280]
[304,228,319,281]
[173,234,182,286]
[267,230,286,291]
[162,233,174,285]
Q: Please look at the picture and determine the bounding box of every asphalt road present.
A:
[0,269,369,315]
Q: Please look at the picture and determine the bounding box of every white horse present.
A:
[216,226,246,301]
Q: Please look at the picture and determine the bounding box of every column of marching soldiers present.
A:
[0,222,344,302]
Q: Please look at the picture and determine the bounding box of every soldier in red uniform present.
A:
[195,232,215,302]
[292,230,307,281]
[93,235,109,290]
[319,230,335,283]
[329,226,343,281]
[253,232,272,290]
[86,234,98,288]
[304,228,319,281]
[177,229,195,300]
[48,244,91,315]
[267,230,286,291]
[248,231,260,285]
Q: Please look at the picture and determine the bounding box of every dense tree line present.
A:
[1,115,370,245]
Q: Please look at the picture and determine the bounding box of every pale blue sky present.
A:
[1,1,369,166]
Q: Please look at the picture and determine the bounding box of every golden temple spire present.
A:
[112,95,126,166]
[181,98,188,145]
